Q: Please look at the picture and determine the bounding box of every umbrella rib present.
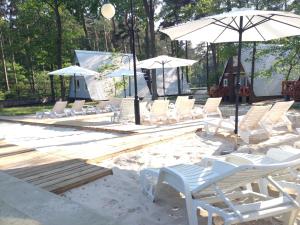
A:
[243,15,255,30]
[246,16,267,41]
[212,17,238,43]
[212,17,239,31]
[259,15,300,30]
[243,15,274,31]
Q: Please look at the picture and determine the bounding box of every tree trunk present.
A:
[81,12,91,50]
[144,23,150,58]
[53,0,65,99]
[211,43,218,85]
[0,31,10,91]
[8,35,18,90]
[143,0,157,99]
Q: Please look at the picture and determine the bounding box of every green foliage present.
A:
[0,105,53,116]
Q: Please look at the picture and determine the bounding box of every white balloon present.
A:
[101,3,115,20]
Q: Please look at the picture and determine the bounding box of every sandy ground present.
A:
[0,122,298,224]
[63,132,290,225]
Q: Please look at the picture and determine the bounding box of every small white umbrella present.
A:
[49,65,99,99]
[107,68,144,97]
[137,55,197,98]
[161,8,300,135]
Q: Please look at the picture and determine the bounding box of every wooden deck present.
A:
[0,141,112,194]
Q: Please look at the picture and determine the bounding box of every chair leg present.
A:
[185,200,198,225]
[282,209,298,225]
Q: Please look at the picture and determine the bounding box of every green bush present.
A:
[0,91,4,100]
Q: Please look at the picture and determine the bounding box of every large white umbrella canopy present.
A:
[137,55,197,98]
[137,55,197,69]
[160,8,300,43]
[107,68,144,98]
[160,8,300,135]
[49,65,99,99]
[48,65,99,76]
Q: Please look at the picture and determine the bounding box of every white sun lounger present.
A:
[36,101,68,119]
[111,98,135,123]
[261,101,294,135]
[169,98,196,122]
[193,97,222,119]
[151,159,300,225]
[66,100,86,116]
[142,100,170,124]
[204,105,271,143]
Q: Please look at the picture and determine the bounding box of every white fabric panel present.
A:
[84,76,108,100]
[241,46,284,97]
[155,68,190,95]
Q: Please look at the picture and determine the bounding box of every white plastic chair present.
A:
[66,100,86,116]
[142,100,170,124]
[152,159,300,225]
[204,105,271,143]
[169,98,195,122]
[111,98,135,123]
[193,97,222,119]
[36,101,68,119]
[261,101,294,135]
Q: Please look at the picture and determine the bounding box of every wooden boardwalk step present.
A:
[1,142,113,194]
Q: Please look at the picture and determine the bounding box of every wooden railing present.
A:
[282,80,300,101]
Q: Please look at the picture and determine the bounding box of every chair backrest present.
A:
[150,100,170,117]
[177,99,195,116]
[175,96,189,109]
[96,101,109,111]
[192,158,300,197]
[52,101,68,114]
[263,101,294,124]
[239,105,272,130]
[119,98,135,121]
[203,97,222,114]
[71,100,85,111]
[108,97,122,109]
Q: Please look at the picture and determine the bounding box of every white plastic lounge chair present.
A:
[142,100,170,124]
[36,101,68,119]
[261,101,294,135]
[66,100,86,116]
[169,98,196,122]
[204,105,271,143]
[111,98,135,123]
[201,146,300,204]
[153,160,300,225]
[169,96,189,110]
[193,97,222,119]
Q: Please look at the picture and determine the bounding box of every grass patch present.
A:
[0,105,53,116]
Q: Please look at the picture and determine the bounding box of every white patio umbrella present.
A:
[107,68,144,97]
[137,55,197,98]
[49,65,99,99]
[161,8,300,135]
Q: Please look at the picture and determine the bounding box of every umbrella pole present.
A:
[234,16,243,138]
[162,63,165,100]
[129,77,131,96]
[123,75,126,98]
[74,74,76,100]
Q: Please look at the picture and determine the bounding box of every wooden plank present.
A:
[0,143,16,148]
[0,147,35,158]
[44,168,113,194]
[0,154,65,170]
[7,159,84,178]
[21,162,88,182]
[32,165,101,186]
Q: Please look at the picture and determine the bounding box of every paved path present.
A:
[0,172,118,225]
